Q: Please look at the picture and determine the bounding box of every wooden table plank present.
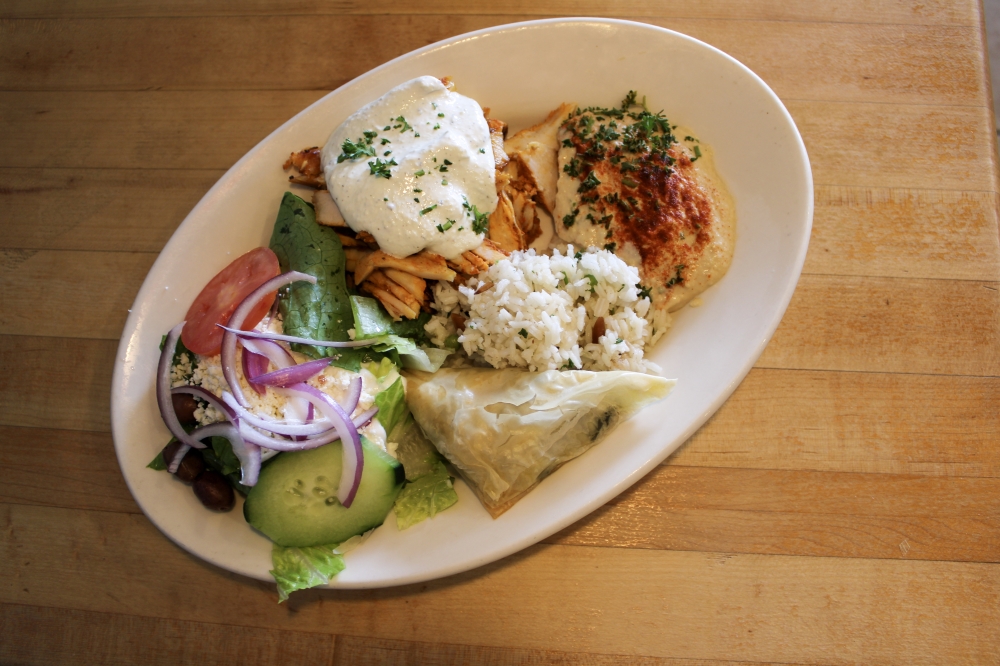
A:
[0,0,981,26]
[3,502,999,664]
[5,174,998,282]
[7,250,998,380]
[0,17,986,108]
[4,93,995,193]
[0,168,221,253]
[550,466,1000,562]
[5,418,998,564]
[0,603,336,666]
[0,336,116,431]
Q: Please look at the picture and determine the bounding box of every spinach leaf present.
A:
[268,192,374,370]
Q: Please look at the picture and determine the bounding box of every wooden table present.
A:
[2,2,998,664]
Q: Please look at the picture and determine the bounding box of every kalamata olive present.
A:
[171,393,200,426]
[160,440,205,482]
[193,471,235,511]
[174,448,205,482]
[161,440,185,470]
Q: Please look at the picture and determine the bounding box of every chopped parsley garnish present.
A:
[622,176,638,188]
[574,250,583,260]
[368,157,396,179]
[615,337,624,344]
[433,124,440,130]
[436,219,455,233]
[437,112,445,118]
[462,197,490,235]
[441,178,448,185]
[380,138,391,145]
[413,188,422,193]
[337,131,378,162]
[638,284,652,299]
[563,158,582,178]
[578,171,601,193]
[562,209,578,228]
[392,116,413,132]
[604,242,616,252]
[414,169,425,177]
[383,150,392,156]
[479,147,486,153]
[419,204,438,216]
[518,328,528,338]
[666,265,686,287]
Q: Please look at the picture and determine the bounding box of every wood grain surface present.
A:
[1,1,998,664]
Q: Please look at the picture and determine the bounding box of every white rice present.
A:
[426,246,669,373]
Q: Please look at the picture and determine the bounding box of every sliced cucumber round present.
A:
[244,437,405,547]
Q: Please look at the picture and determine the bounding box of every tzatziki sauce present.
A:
[321,76,498,260]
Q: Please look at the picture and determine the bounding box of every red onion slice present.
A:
[194,421,261,486]
[241,337,295,369]
[165,443,191,474]
[242,348,270,396]
[219,325,380,348]
[344,376,362,415]
[221,391,334,436]
[253,357,331,388]
[157,323,208,451]
[171,385,237,422]
[234,407,378,453]
[222,271,315,408]
[284,383,363,507]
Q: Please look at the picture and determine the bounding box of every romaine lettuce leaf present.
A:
[270,543,346,602]
[350,295,431,343]
[393,462,458,530]
[374,377,406,436]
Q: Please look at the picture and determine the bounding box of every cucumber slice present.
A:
[244,437,405,547]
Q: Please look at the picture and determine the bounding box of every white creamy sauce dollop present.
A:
[321,76,498,260]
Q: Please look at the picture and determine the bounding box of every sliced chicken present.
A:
[354,250,457,285]
[314,190,347,227]
[503,102,575,214]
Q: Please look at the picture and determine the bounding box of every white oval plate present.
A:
[112,18,812,589]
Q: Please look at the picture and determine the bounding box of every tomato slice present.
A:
[181,247,281,356]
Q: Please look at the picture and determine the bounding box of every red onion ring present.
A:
[157,323,208,452]
[165,443,191,474]
[171,385,237,422]
[241,337,294,368]
[222,271,315,408]
[195,421,261,486]
[233,407,376,453]
[242,348,270,396]
[219,325,380,348]
[283,383,363,507]
[253,357,331,388]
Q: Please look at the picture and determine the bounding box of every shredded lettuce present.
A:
[374,377,407,436]
[393,462,458,530]
[389,413,458,528]
[270,543,346,602]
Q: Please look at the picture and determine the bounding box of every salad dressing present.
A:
[321,76,498,260]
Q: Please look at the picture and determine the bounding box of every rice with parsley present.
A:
[425,246,668,373]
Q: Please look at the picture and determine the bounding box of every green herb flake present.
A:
[518,328,528,338]
[368,157,397,179]
[433,124,440,130]
[414,169,426,177]
[436,219,455,233]
[420,204,438,216]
